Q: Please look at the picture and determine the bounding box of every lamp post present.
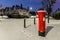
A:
[29,7,36,24]
[24,7,33,28]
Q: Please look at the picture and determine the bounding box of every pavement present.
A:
[0,18,60,40]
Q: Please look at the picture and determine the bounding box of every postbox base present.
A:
[38,31,45,37]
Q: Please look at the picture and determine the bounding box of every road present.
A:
[0,18,60,40]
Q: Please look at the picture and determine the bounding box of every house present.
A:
[4,5,31,18]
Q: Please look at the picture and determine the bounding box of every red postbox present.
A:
[37,10,46,37]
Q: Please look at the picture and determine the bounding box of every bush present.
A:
[20,15,29,18]
[7,14,29,18]
[52,12,60,19]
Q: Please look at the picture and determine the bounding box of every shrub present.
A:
[52,12,60,19]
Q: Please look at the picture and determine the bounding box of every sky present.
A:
[52,0,60,12]
[0,0,60,12]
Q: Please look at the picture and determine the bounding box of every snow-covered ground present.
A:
[0,18,60,40]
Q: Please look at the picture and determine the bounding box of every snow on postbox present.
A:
[37,10,46,37]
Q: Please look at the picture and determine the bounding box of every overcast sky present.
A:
[0,0,60,12]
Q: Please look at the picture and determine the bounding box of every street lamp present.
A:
[29,7,36,24]
[24,7,33,28]
[30,7,32,10]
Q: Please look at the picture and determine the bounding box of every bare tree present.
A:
[42,0,56,23]
[21,4,23,9]
[0,4,2,9]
